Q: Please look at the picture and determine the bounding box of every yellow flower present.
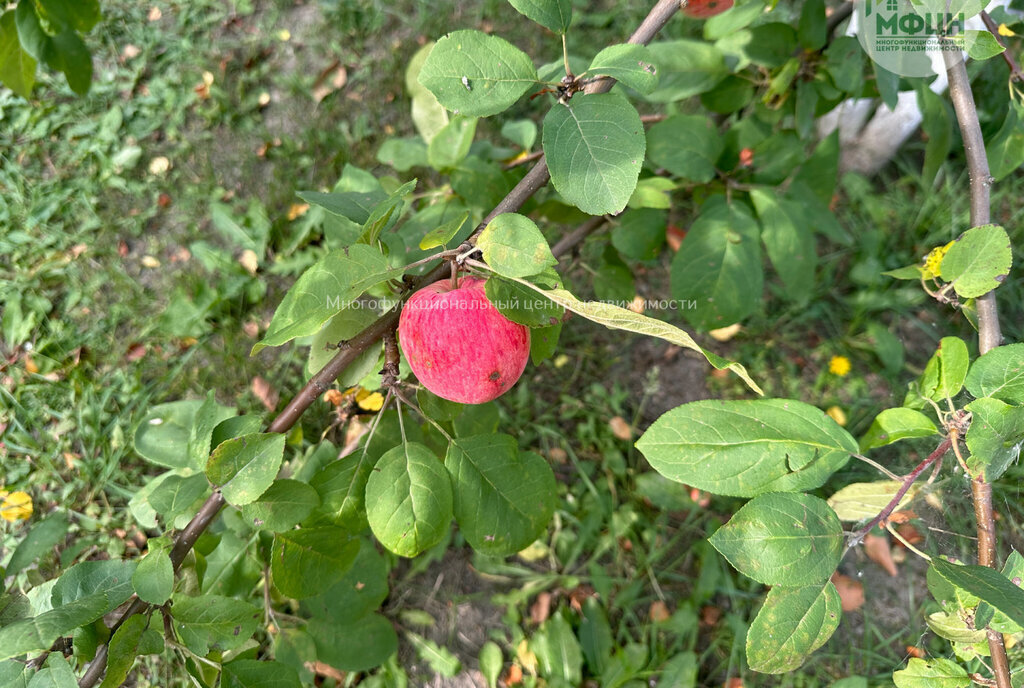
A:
[825,406,848,426]
[829,356,851,377]
[0,491,33,522]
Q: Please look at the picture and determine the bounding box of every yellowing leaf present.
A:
[827,480,920,522]
[0,491,33,522]
[998,23,1016,36]
[356,389,384,411]
[709,323,741,342]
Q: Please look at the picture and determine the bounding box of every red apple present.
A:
[398,276,531,404]
[683,0,734,18]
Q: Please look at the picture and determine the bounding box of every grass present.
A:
[1,0,1023,686]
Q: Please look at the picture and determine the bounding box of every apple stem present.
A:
[449,257,459,290]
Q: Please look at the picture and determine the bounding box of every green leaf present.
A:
[530,322,562,364]
[148,473,209,523]
[200,530,260,598]
[377,137,429,172]
[6,511,69,578]
[646,114,722,183]
[859,408,938,451]
[976,551,1024,633]
[578,599,614,675]
[407,632,462,676]
[240,479,319,532]
[916,336,971,403]
[359,179,416,245]
[502,119,538,149]
[644,39,727,102]
[987,102,1024,181]
[308,614,397,672]
[918,85,952,188]
[365,443,453,557]
[965,343,1024,405]
[188,391,228,469]
[100,615,149,688]
[0,12,36,98]
[428,116,477,170]
[670,197,763,330]
[530,612,583,684]
[133,548,173,605]
[445,434,556,555]
[485,275,564,327]
[221,659,302,688]
[407,42,449,143]
[254,244,401,354]
[700,74,754,114]
[0,591,30,627]
[797,0,827,50]
[586,44,658,94]
[34,0,100,33]
[271,527,359,599]
[627,177,675,210]
[931,558,1024,629]
[964,397,1024,481]
[508,0,572,33]
[0,561,137,661]
[309,441,387,532]
[419,211,470,250]
[505,278,761,393]
[892,657,969,688]
[612,208,666,261]
[25,655,76,688]
[479,642,503,688]
[211,415,264,449]
[477,213,557,279]
[827,480,922,522]
[206,433,286,507]
[750,189,816,300]
[303,538,389,623]
[925,612,988,643]
[418,30,537,117]
[135,399,235,470]
[170,594,261,656]
[416,387,464,422]
[296,189,386,224]
[939,224,1013,298]
[638,399,855,497]
[709,492,844,585]
[543,92,645,215]
[746,583,840,673]
[965,29,1006,60]
[307,304,380,380]
[824,36,862,93]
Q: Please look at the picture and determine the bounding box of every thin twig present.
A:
[979,11,1024,83]
[848,438,952,547]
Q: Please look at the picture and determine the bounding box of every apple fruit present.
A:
[682,0,733,18]
[398,276,531,404]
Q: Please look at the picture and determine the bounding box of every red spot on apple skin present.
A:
[398,276,531,404]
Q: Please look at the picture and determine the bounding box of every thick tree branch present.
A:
[77,3,683,686]
[944,48,1010,688]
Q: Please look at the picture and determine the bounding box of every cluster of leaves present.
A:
[0,0,99,97]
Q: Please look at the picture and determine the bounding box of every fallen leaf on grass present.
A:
[148,6,162,21]
[251,376,279,411]
[650,600,671,622]
[238,249,259,275]
[504,664,523,686]
[830,572,865,612]
[864,532,898,576]
[609,416,633,440]
[529,592,551,625]
[312,62,348,103]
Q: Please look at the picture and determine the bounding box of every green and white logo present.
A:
[855,0,986,76]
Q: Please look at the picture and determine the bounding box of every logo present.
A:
[855,0,984,77]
